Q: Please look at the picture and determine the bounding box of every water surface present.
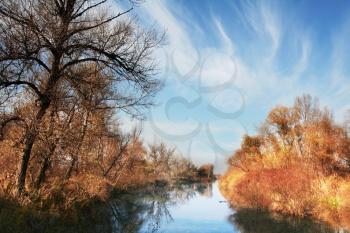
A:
[3,181,345,233]
[110,182,345,233]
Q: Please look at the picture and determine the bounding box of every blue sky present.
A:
[115,0,350,172]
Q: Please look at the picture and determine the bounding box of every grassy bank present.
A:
[0,176,112,233]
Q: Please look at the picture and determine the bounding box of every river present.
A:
[109,181,346,233]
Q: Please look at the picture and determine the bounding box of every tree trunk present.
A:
[17,131,36,194]
[35,143,56,189]
[17,102,50,195]
[17,52,62,195]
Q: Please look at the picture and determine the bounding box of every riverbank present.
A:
[219,95,350,230]
[219,167,350,230]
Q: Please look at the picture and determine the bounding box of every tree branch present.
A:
[0,80,42,98]
[66,7,133,39]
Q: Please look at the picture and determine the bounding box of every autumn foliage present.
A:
[220,95,350,227]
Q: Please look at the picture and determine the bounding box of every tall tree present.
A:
[0,0,163,194]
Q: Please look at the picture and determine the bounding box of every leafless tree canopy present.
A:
[0,0,163,116]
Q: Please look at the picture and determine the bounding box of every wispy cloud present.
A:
[328,15,350,120]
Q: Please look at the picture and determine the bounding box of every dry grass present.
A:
[0,173,113,212]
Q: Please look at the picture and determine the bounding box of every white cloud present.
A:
[214,18,235,54]
[141,0,198,76]
[234,1,281,60]
[260,2,281,58]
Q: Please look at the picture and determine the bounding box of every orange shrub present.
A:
[222,163,317,216]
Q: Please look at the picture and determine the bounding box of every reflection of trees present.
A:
[0,183,202,233]
[168,183,197,205]
[194,182,213,198]
[230,209,340,233]
[109,183,198,233]
[109,193,147,233]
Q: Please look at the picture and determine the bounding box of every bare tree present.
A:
[0,0,163,194]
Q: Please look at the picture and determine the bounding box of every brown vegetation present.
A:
[220,95,350,228]
[197,164,215,180]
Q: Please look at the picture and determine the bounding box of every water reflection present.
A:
[109,182,208,233]
[230,209,345,233]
